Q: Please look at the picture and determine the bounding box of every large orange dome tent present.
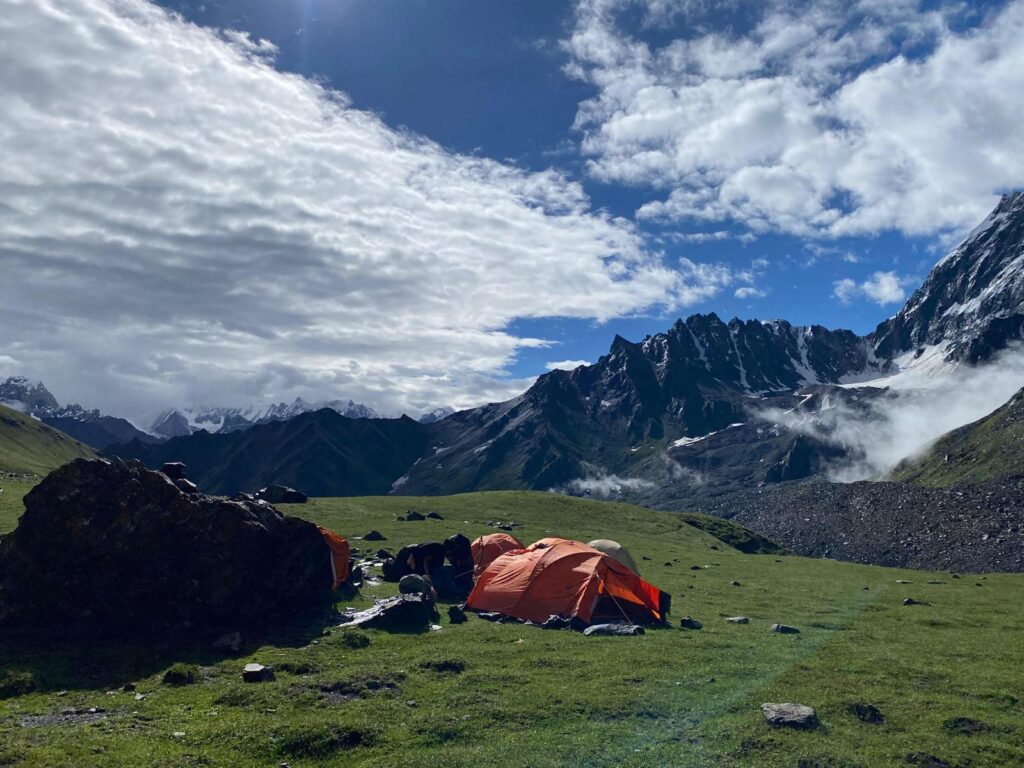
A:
[466,538,669,625]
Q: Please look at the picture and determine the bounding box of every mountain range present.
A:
[111,193,1024,503]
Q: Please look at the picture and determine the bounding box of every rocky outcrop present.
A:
[0,458,334,633]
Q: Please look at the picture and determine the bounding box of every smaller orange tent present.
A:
[466,538,668,625]
[318,527,350,590]
[470,532,524,578]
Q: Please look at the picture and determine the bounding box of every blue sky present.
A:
[2,0,1022,420]
[151,0,991,372]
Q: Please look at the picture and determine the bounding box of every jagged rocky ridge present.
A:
[151,398,382,439]
[112,194,1024,504]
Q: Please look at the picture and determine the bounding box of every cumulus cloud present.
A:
[756,346,1024,481]
[833,271,914,305]
[545,360,592,371]
[560,474,655,496]
[565,0,1024,238]
[0,0,736,424]
[734,286,767,299]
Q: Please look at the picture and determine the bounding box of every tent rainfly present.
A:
[470,532,524,578]
[466,538,669,625]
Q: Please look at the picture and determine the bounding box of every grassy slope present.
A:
[0,404,96,476]
[0,490,1021,768]
[891,389,1024,487]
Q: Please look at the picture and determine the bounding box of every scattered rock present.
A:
[242,663,275,683]
[447,605,467,624]
[664,562,673,567]
[213,632,243,654]
[926,580,945,584]
[254,485,308,504]
[689,565,703,570]
[425,512,444,520]
[364,531,386,541]
[725,616,749,624]
[338,594,434,632]
[730,580,742,586]
[903,598,932,606]
[583,623,644,637]
[19,707,116,728]
[896,579,912,584]
[679,616,703,630]
[121,683,136,693]
[761,702,819,729]
[375,548,393,559]
[849,702,884,724]
[405,511,426,521]
[771,623,800,634]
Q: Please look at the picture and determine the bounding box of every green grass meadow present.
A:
[0,486,1021,767]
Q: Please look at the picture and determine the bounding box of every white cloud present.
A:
[545,360,591,371]
[756,345,1024,481]
[832,271,913,305]
[734,286,767,299]
[566,0,1024,239]
[0,0,737,424]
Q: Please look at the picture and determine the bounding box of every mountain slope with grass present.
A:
[0,403,97,476]
[891,386,1024,486]
[0,489,1021,767]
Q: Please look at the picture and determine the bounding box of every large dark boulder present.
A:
[0,458,333,634]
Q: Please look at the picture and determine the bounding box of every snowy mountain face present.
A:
[871,192,1024,366]
[393,193,1024,500]
[418,407,455,424]
[0,377,155,450]
[0,377,59,413]
[151,398,381,438]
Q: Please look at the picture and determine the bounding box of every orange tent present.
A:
[466,538,668,625]
[470,532,524,578]
[318,526,350,590]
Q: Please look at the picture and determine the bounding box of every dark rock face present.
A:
[0,458,333,633]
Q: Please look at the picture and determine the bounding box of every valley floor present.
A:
[0,488,1021,767]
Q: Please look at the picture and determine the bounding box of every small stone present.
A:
[730,581,742,586]
[689,565,702,570]
[903,598,931,606]
[725,616,749,624]
[771,623,800,634]
[406,700,417,707]
[405,511,426,521]
[364,530,386,541]
[664,562,673,567]
[135,693,146,701]
[121,683,136,692]
[242,663,275,683]
[172,731,185,738]
[761,702,818,729]
[426,512,444,520]
[679,616,703,630]
[583,623,644,636]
